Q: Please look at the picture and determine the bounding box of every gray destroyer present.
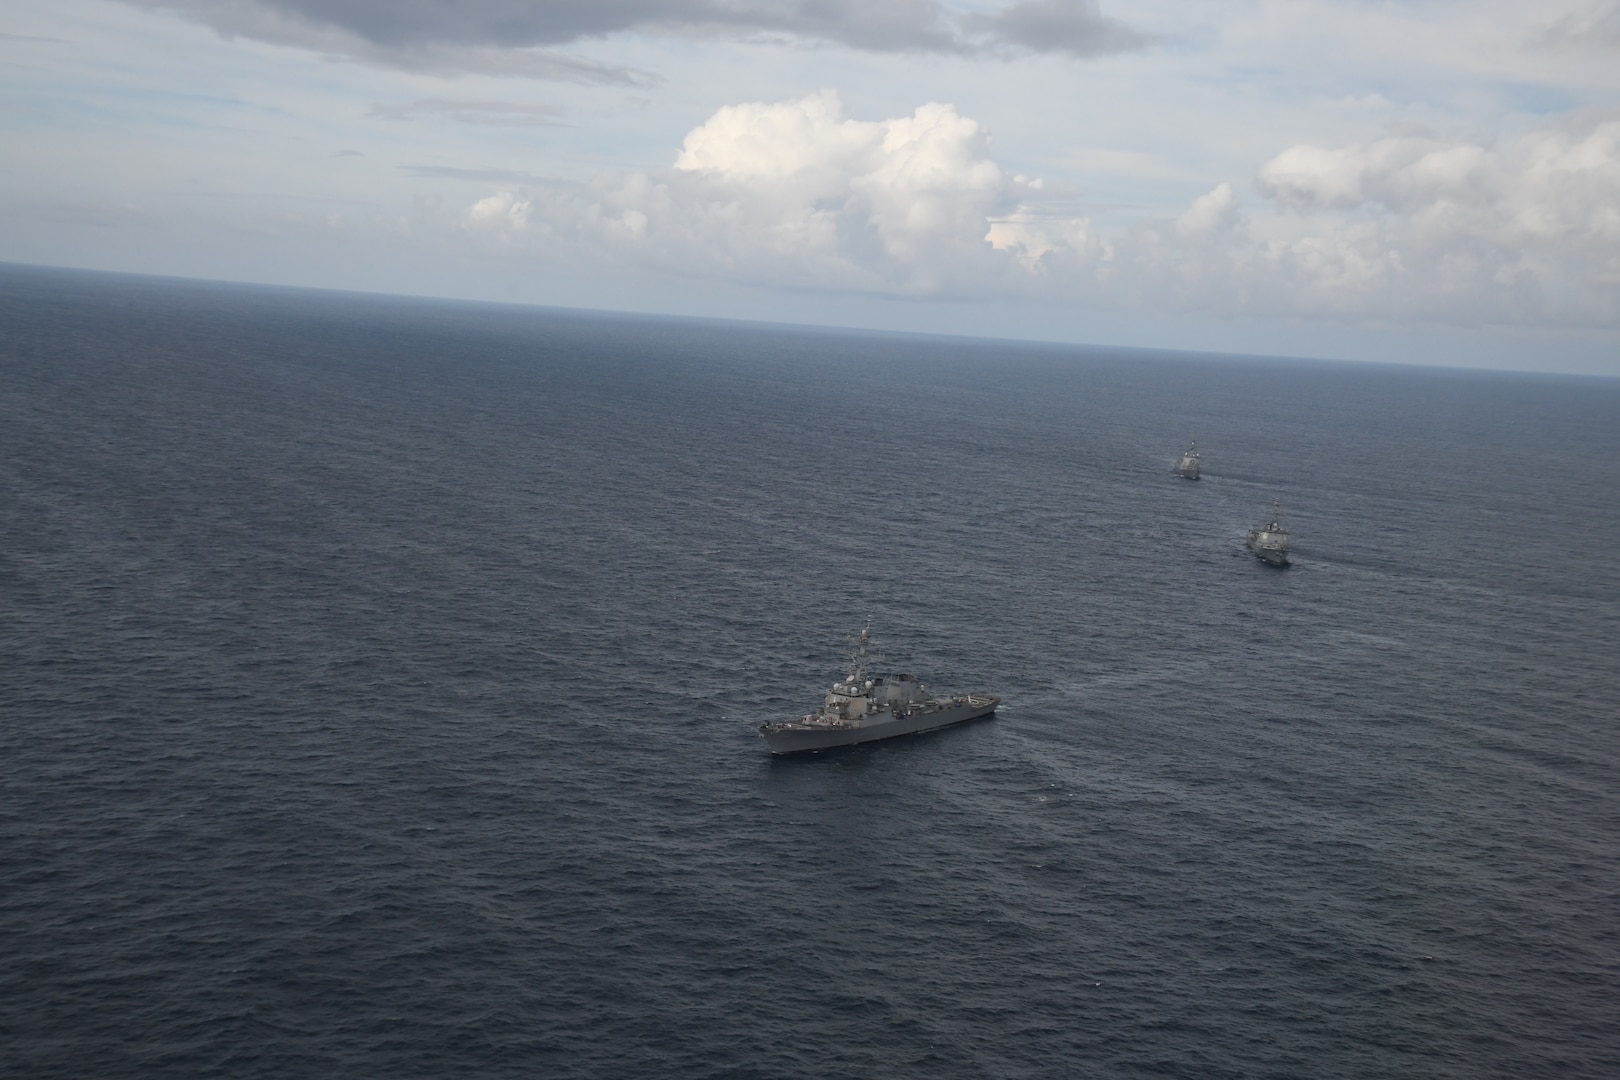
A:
[1175,441,1201,479]
[759,626,999,755]
[1247,502,1290,566]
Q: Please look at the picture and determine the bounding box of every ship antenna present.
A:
[848,618,874,683]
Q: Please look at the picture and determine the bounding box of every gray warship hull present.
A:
[1247,538,1289,566]
[761,694,999,755]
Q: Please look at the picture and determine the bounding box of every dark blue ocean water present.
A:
[2,264,1617,1079]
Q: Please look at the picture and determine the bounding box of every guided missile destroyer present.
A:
[1247,502,1290,566]
[1175,440,1201,479]
[759,625,999,755]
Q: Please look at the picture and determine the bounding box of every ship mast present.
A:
[847,620,878,685]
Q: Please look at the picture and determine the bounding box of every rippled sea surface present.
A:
[3,264,1617,1078]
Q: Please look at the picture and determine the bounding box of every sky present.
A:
[3,0,1619,375]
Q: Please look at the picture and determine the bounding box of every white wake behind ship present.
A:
[759,625,1000,755]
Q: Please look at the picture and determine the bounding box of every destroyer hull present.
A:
[761,695,999,755]
[1247,540,1289,566]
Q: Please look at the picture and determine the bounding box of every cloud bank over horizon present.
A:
[4,0,1620,373]
[460,94,1620,330]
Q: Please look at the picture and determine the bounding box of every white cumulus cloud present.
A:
[1175,182,1242,240]
[466,91,1086,294]
[1252,115,1620,323]
[1068,113,1620,326]
[467,190,536,236]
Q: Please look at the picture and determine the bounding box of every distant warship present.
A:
[1175,441,1201,480]
[1247,503,1290,566]
[758,625,999,755]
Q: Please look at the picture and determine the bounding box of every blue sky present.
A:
[3,0,1618,374]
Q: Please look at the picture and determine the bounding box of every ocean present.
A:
[2,263,1617,1078]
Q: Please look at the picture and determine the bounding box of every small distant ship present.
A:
[1175,441,1201,480]
[758,625,999,755]
[1247,502,1290,566]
